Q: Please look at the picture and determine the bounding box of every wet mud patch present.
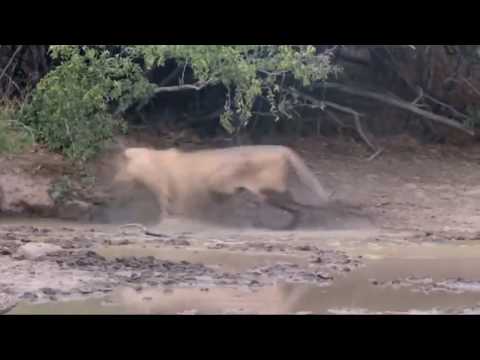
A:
[373,276,480,294]
[96,244,306,272]
[1,235,356,311]
[46,247,349,287]
[0,256,116,305]
[5,220,480,314]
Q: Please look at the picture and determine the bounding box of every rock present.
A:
[0,248,12,256]
[16,242,62,260]
[41,288,57,295]
[20,292,38,301]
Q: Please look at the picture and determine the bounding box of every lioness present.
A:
[114,145,331,229]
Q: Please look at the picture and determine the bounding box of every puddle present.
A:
[9,254,480,314]
[355,241,480,260]
[5,218,480,314]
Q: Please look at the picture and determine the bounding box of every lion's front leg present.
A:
[153,186,175,223]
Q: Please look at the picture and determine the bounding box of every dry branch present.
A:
[460,76,480,99]
[0,45,23,83]
[153,81,212,94]
[315,81,475,136]
[422,91,469,119]
[287,87,380,153]
[120,223,166,238]
[133,81,214,112]
[158,64,184,87]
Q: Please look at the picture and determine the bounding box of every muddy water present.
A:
[10,255,480,314]
[5,218,480,314]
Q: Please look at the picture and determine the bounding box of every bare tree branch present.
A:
[461,76,480,99]
[315,81,475,136]
[287,87,380,153]
[411,86,468,119]
[0,45,23,83]
[153,81,212,94]
[252,111,276,117]
[325,109,346,128]
[158,64,184,87]
[3,72,22,97]
[422,92,469,119]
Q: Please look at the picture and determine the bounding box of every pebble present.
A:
[41,288,57,295]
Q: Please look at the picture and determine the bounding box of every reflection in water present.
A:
[10,285,317,315]
[10,254,480,315]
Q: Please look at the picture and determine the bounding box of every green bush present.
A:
[20,46,155,161]
[0,101,34,154]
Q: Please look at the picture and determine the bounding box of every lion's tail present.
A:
[285,150,331,207]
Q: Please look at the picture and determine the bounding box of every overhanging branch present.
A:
[287,87,380,153]
[154,81,212,94]
[314,81,475,136]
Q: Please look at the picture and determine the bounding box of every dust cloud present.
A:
[92,147,372,232]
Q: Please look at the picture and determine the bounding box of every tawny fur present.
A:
[114,145,331,228]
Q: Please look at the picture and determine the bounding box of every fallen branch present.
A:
[3,73,22,96]
[315,81,475,136]
[413,86,469,120]
[367,148,384,162]
[460,76,480,99]
[120,223,166,238]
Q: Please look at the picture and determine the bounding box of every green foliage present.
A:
[19,45,339,160]
[132,45,340,132]
[20,46,155,161]
[0,101,34,154]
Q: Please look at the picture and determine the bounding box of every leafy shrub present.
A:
[0,101,34,154]
[20,46,155,161]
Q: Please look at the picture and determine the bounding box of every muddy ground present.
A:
[3,135,480,314]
